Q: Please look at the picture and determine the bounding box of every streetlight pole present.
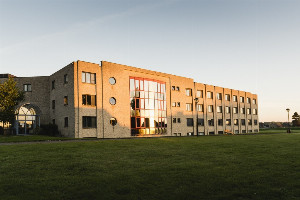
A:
[194,98,199,136]
[286,108,290,133]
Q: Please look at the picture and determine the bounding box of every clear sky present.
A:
[0,0,299,122]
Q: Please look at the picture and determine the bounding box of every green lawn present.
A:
[0,135,73,143]
[0,134,299,200]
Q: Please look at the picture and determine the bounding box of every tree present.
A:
[292,112,300,127]
[0,77,24,125]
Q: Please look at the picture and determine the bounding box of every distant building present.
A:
[0,60,259,138]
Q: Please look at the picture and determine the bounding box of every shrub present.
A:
[0,126,3,135]
[39,124,60,136]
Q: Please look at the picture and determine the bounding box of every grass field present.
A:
[0,133,299,200]
[0,135,73,143]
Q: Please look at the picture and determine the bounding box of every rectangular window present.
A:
[52,100,55,109]
[233,95,237,102]
[247,97,251,104]
[177,102,181,107]
[218,131,224,135]
[197,90,203,98]
[172,102,176,107]
[226,119,231,125]
[240,108,245,114]
[253,99,256,104]
[225,106,231,114]
[218,119,223,126]
[173,118,176,123]
[82,95,96,106]
[186,103,192,111]
[233,107,238,114]
[64,74,68,84]
[64,117,68,127]
[197,104,204,112]
[176,86,180,91]
[177,118,181,123]
[172,86,175,90]
[225,94,230,101]
[208,105,213,113]
[247,108,251,115]
[64,96,68,105]
[197,118,204,126]
[52,119,55,125]
[216,93,222,100]
[82,72,96,84]
[217,106,222,113]
[187,118,193,126]
[234,119,239,125]
[253,109,258,115]
[207,91,213,99]
[208,119,214,126]
[241,119,246,125]
[185,89,192,96]
[23,84,32,92]
[254,120,258,125]
[82,116,97,128]
[240,96,245,103]
[248,119,252,125]
[52,80,55,90]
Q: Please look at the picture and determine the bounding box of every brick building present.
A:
[0,60,259,137]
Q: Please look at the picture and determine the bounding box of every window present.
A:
[64,74,68,84]
[225,106,231,114]
[176,86,180,91]
[218,131,224,135]
[177,118,181,123]
[64,96,68,105]
[233,95,237,102]
[109,97,116,105]
[233,107,238,114]
[247,108,251,115]
[225,94,230,101]
[82,72,96,84]
[82,116,97,128]
[187,118,193,126]
[23,84,32,92]
[197,90,203,98]
[208,119,214,126]
[218,119,223,126]
[240,108,245,114]
[248,119,252,125]
[109,77,116,85]
[82,95,96,106]
[254,120,258,125]
[207,91,213,99]
[240,96,245,103]
[217,106,222,113]
[173,118,176,123]
[234,119,239,125]
[64,117,68,127]
[186,103,192,111]
[235,130,239,134]
[253,99,256,104]
[52,100,55,109]
[185,89,192,96]
[197,104,204,112]
[187,132,194,136]
[172,102,176,107]
[247,97,251,104]
[52,80,55,90]
[172,86,175,91]
[209,132,215,135]
[197,118,204,126]
[216,93,222,100]
[241,119,246,125]
[226,119,231,125]
[177,102,180,107]
[253,109,258,115]
[208,105,213,113]
[110,118,117,126]
[52,119,55,125]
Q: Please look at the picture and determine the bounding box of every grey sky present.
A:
[0,0,299,122]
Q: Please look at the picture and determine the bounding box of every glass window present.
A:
[248,119,252,125]
[217,106,222,113]
[173,118,176,123]
[225,94,230,101]
[197,90,203,98]
[198,118,204,126]
[177,102,180,107]
[233,107,238,114]
[216,93,222,100]
[207,91,213,99]
[86,73,91,83]
[176,86,180,91]
[64,74,68,84]
[82,72,86,83]
[177,118,181,123]
[83,116,97,128]
[233,95,237,102]
[234,119,238,125]
[23,84,32,92]
[52,100,55,109]
[172,86,175,91]
[64,117,68,127]
[247,108,251,115]
[110,118,117,126]
[64,96,68,105]
[240,96,244,103]
[186,103,192,111]
[197,104,204,112]
[253,109,258,115]
[172,102,176,107]
[208,119,214,126]
[218,119,223,126]
[82,95,96,106]
[187,118,193,126]
[208,105,213,112]
[247,97,251,104]
[52,80,55,90]
[240,108,245,114]
[241,119,246,125]
[110,97,116,105]
[109,77,116,85]
[186,89,192,96]
[226,119,231,125]
[253,99,256,104]
[225,106,230,114]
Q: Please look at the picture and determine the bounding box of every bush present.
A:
[39,124,60,136]
[0,126,3,135]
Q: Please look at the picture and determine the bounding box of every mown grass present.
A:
[0,135,73,143]
[0,133,299,200]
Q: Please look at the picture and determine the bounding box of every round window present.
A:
[109,97,116,105]
[109,77,116,85]
[110,117,117,126]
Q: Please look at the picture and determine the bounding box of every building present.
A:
[0,60,259,137]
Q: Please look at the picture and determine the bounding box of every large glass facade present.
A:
[130,77,167,136]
